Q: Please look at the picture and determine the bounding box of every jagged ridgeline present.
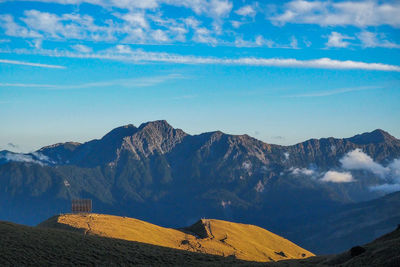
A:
[1,120,400,254]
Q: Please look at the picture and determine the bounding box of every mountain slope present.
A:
[284,191,400,254]
[1,218,399,266]
[0,220,257,266]
[39,213,313,262]
[283,225,400,266]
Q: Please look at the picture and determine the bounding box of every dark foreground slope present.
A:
[0,221,259,266]
[281,225,400,267]
[1,220,399,266]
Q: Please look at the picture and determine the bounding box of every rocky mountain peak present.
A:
[348,129,397,145]
[121,120,188,157]
[101,124,138,141]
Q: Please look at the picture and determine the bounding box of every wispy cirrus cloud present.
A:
[285,86,381,98]
[0,58,65,68]
[9,46,400,72]
[0,74,185,89]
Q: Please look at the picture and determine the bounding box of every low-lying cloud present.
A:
[0,151,54,165]
[340,148,389,177]
[320,170,354,183]
[338,149,400,192]
[290,167,315,176]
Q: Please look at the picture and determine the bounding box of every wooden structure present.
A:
[71,199,92,213]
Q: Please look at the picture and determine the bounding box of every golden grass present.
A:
[39,213,314,262]
[0,221,260,266]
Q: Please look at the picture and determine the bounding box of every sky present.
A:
[0,0,399,152]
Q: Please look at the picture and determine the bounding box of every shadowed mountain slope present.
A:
[280,225,400,266]
[284,191,400,254]
[39,213,313,262]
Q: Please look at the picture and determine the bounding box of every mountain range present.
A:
[1,120,400,254]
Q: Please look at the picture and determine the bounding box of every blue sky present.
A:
[0,0,399,152]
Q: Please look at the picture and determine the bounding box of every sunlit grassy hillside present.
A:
[39,213,313,262]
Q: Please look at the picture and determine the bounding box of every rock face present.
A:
[1,120,400,254]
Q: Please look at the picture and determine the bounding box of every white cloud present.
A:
[290,167,315,176]
[336,150,400,192]
[5,10,116,41]
[326,32,354,48]
[151,29,169,42]
[340,148,389,177]
[389,159,400,177]
[0,152,53,165]
[209,0,233,18]
[358,31,400,49]
[234,35,273,48]
[290,36,298,49]
[0,59,65,69]
[192,27,217,44]
[271,0,400,28]
[234,35,299,49]
[115,44,134,54]
[236,5,256,17]
[6,0,159,10]
[71,44,92,53]
[368,159,400,193]
[0,14,42,38]
[321,170,354,183]
[120,12,149,29]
